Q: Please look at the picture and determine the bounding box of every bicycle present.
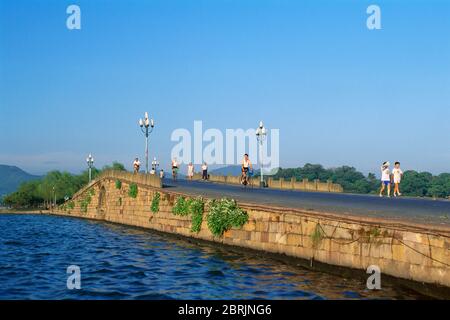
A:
[239,169,254,189]
[172,167,178,181]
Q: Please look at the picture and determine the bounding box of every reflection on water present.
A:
[0,214,425,299]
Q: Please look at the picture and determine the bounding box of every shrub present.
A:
[115,179,122,189]
[172,196,190,216]
[206,198,248,237]
[67,201,75,210]
[128,183,138,198]
[151,192,161,213]
[80,196,91,213]
[189,198,205,233]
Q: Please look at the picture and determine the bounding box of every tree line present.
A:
[272,163,450,198]
[2,162,126,208]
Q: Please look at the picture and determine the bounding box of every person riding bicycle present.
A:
[241,154,253,185]
[172,158,179,180]
[133,158,141,174]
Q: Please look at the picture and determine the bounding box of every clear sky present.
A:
[1,0,449,175]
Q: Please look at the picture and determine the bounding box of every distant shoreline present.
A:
[0,209,48,214]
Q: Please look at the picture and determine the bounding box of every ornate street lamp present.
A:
[256,121,267,187]
[139,112,155,174]
[86,153,94,183]
[151,157,160,173]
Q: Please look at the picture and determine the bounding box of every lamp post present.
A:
[151,157,160,173]
[139,112,155,174]
[256,121,267,188]
[86,153,94,183]
[52,186,56,208]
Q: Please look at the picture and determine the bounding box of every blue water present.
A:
[0,214,425,300]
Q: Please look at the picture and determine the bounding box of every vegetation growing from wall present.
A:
[170,196,205,232]
[128,183,138,198]
[311,223,325,248]
[206,198,248,237]
[357,227,384,246]
[67,201,75,210]
[172,196,190,216]
[79,190,93,213]
[115,179,122,190]
[151,192,160,213]
[189,198,205,233]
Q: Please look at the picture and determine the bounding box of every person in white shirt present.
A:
[392,161,403,197]
[133,158,141,174]
[379,161,391,197]
[172,158,179,180]
[159,169,165,179]
[187,162,194,180]
[201,162,208,180]
[241,154,253,185]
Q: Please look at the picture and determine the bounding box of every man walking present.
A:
[379,161,391,197]
[202,162,208,180]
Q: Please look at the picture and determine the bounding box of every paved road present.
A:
[163,179,450,227]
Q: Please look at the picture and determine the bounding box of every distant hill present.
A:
[0,165,41,197]
[210,165,242,176]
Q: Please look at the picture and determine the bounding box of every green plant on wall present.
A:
[189,198,205,233]
[128,183,138,198]
[80,194,92,213]
[172,196,190,216]
[170,196,205,231]
[357,226,383,245]
[311,223,325,248]
[151,192,161,213]
[115,179,122,189]
[78,188,95,213]
[67,201,75,210]
[206,198,248,237]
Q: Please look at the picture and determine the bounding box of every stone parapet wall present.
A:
[191,173,343,193]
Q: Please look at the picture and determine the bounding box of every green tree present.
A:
[102,161,127,172]
[401,171,433,197]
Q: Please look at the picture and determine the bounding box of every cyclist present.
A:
[241,154,253,185]
[172,158,179,181]
[133,158,141,174]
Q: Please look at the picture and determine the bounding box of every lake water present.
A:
[0,214,425,299]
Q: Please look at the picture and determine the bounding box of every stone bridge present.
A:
[54,170,450,297]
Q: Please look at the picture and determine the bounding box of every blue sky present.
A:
[1,0,449,175]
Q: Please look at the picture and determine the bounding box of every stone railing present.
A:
[72,170,162,199]
[192,173,241,185]
[267,177,343,193]
[191,173,343,193]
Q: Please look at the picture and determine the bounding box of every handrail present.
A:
[71,170,162,199]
